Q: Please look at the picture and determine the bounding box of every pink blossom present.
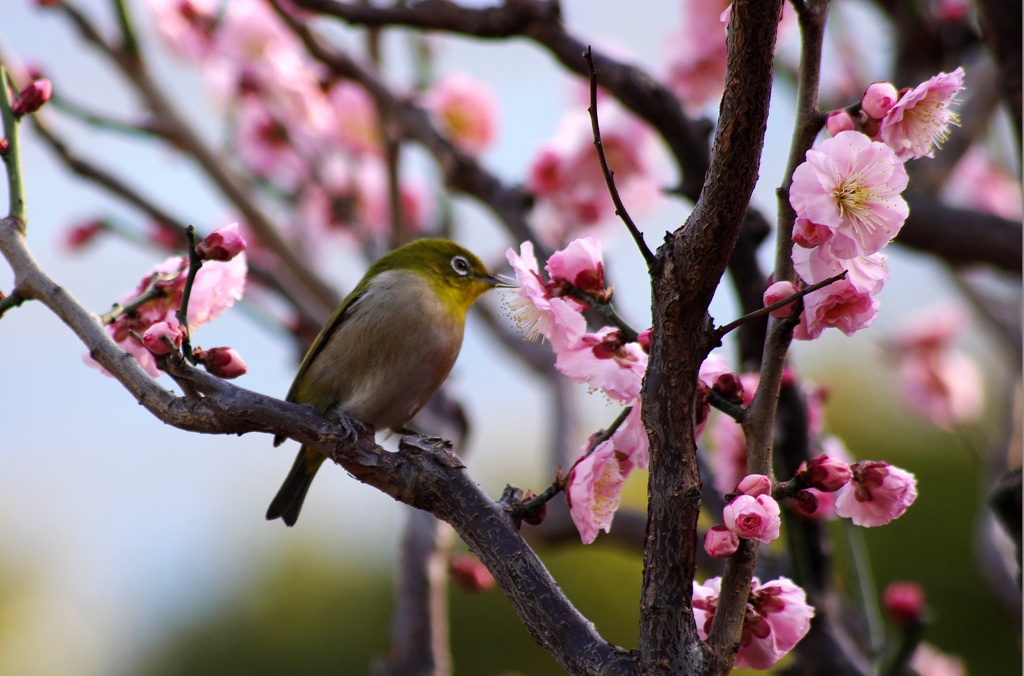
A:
[545,236,609,301]
[763,280,799,318]
[942,146,1022,220]
[835,461,918,526]
[698,352,733,387]
[790,131,909,259]
[911,643,967,676]
[792,488,836,520]
[142,321,185,356]
[636,328,652,353]
[233,96,309,188]
[196,223,247,261]
[505,241,587,350]
[555,327,648,403]
[527,106,660,235]
[144,0,216,60]
[888,304,983,428]
[792,217,832,249]
[861,82,899,119]
[723,494,782,543]
[882,580,926,627]
[327,81,382,156]
[880,68,965,160]
[793,244,889,296]
[195,346,248,379]
[794,278,880,340]
[693,576,814,670]
[610,404,649,472]
[353,159,433,237]
[423,73,498,156]
[566,440,626,544]
[735,474,771,497]
[11,79,52,116]
[183,252,248,327]
[825,110,856,136]
[660,0,730,110]
[704,525,739,559]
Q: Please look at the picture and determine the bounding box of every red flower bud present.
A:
[194,346,247,379]
[195,223,247,261]
[801,455,853,492]
[637,328,652,353]
[712,372,745,404]
[142,321,185,356]
[882,580,926,628]
[520,490,547,526]
[11,79,52,116]
[63,220,106,251]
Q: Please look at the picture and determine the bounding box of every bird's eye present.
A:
[450,255,471,276]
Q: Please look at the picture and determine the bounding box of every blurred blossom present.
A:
[825,109,856,136]
[835,461,918,527]
[911,643,968,676]
[449,553,495,593]
[527,105,661,237]
[327,81,382,156]
[353,160,433,238]
[942,146,1022,220]
[234,95,309,188]
[660,0,730,110]
[11,79,52,116]
[62,219,106,251]
[144,0,217,60]
[887,304,983,428]
[879,67,964,160]
[693,576,814,670]
[423,73,499,156]
[882,580,926,627]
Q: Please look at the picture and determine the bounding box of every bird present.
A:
[267,238,501,526]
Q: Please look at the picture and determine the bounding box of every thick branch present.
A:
[639,1,784,673]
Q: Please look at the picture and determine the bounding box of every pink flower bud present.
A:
[791,218,831,249]
[11,79,52,116]
[825,110,855,136]
[723,494,781,544]
[142,321,185,356]
[800,454,852,492]
[882,580,926,627]
[449,553,495,593]
[712,372,744,404]
[520,490,547,526]
[194,346,247,379]
[792,489,819,515]
[637,328,652,353]
[704,525,739,558]
[195,223,247,261]
[835,461,917,527]
[0,138,9,155]
[861,82,899,119]
[736,474,771,497]
[763,281,799,319]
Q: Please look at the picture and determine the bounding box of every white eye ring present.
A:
[451,255,471,276]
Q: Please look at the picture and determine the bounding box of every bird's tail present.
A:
[266,447,326,526]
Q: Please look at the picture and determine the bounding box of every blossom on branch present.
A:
[504,241,586,350]
[566,440,627,544]
[790,131,909,259]
[555,327,648,403]
[693,576,814,670]
[723,494,782,544]
[834,461,918,526]
[879,68,965,161]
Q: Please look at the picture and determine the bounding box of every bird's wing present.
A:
[284,288,368,406]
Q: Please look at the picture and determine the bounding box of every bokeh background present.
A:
[0,1,1020,674]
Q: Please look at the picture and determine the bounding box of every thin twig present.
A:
[713,271,846,339]
[0,65,26,222]
[584,46,655,268]
[175,226,203,362]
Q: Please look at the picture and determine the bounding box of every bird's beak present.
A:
[478,273,514,288]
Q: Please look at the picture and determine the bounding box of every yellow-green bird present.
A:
[267,238,501,526]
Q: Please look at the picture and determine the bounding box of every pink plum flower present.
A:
[11,79,52,116]
[792,487,837,520]
[566,440,627,544]
[660,0,731,110]
[423,73,499,156]
[610,404,649,472]
[327,81,382,156]
[792,245,889,340]
[545,236,610,302]
[799,455,852,492]
[942,147,1022,220]
[704,525,740,559]
[790,131,909,259]
[835,461,918,527]
[723,494,782,544]
[144,0,217,60]
[505,241,587,350]
[880,67,965,161]
[693,576,814,670]
[555,327,648,403]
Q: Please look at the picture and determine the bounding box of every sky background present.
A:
[0,1,1017,674]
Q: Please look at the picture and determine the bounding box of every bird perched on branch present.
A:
[267,238,501,526]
